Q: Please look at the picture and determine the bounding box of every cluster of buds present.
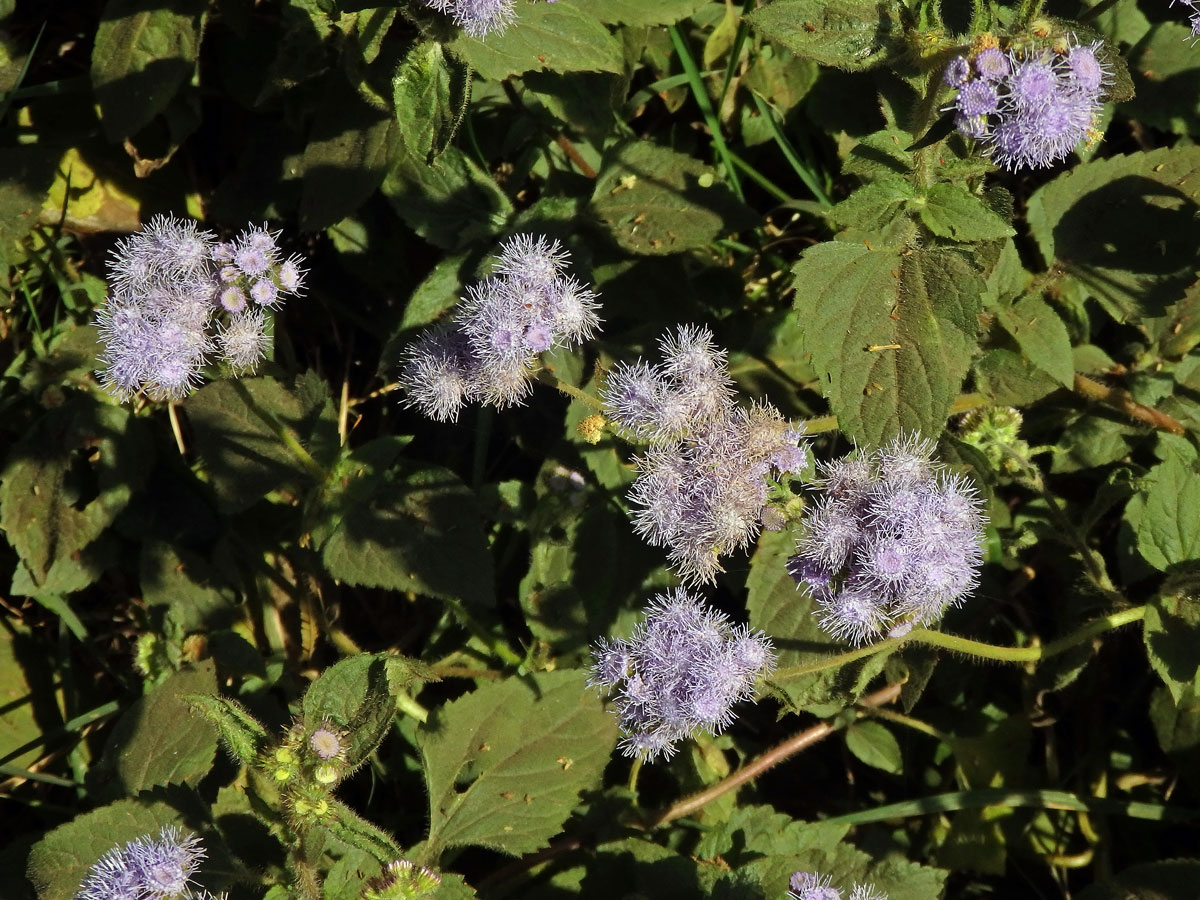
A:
[363,860,443,900]
[257,720,351,828]
[943,32,1112,170]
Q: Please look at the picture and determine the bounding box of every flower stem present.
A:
[772,606,1147,682]
[534,369,604,410]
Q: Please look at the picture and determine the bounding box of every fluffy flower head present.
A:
[76,826,210,900]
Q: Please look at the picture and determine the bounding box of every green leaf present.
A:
[88,662,218,800]
[1127,455,1200,571]
[185,375,332,514]
[842,128,914,179]
[0,398,153,586]
[27,797,194,900]
[90,0,207,142]
[0,146,59,287]
[299,77,399,231]
[140,541,238,634]
[417,670,617,858]
[1126,22,1200,136]
[393,40,471,166]
[693,805,849,865]
[591,140,757,255]
[1144,591,1200,704]
[448,0,624,81]
[301,653,431,768]
[995,295,1075,388]
[844,720,903,773]
[574,0,708,26]
[826,178,915,231]
[316,443,496,608]
[791,239,983,444]
[381,146,512,250]
[0,619,54,771]
[1026,146,1200,322]
[1079,860,1200,900]
[915,183,1015,242]
[746,0,903,71]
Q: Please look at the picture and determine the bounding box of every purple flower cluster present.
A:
[943,36,1112,170]
[589,588,775,761]
[789,871,887,900]
[1173,0,1200,41]
[421,0,515,38]
[97,215,306,401]
[787,436,986,645]
[602,325,809,584]
[398,234,600,422]
[76,826,222,900]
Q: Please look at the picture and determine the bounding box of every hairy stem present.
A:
[534,368,604,410]
[1074,373,1186,436]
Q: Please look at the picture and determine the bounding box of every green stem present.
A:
[749,91,831,207]
[668,24,744,201]
[535,369,604,410]
[628,757,643,799]
[230,379,327,482]
[726,149,794,204]
[441,597,524,667]
[773,606,1147,682]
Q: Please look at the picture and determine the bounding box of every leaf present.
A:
[316,442,496,608]
[591,140,757,255]
[1126,21,1200,136]
[26,797,194,900]
[995,295,1075,388]
[299,77,399,231]
[417,670,617,858]
[187,694,269,766]
[573,0,709,26]
[1078,860,1200,900]
[88,662,218,800]
[185,375,332,514]
[1026,146,1200,322]
[845,720,903,773]
[1144,591,1200,704]
[448,0,624,81]
[915,183,1015,242]
[693,805,849,866]
[0,619,55,771]
[842,128,914,179]
[393,40,471,166]
[746,0,903,71]
[0,146,59,288]
[791,239,983,444]
[90,0,207,142]
[381,146,512,250]
[1127,454,1200,571]
[826,178,915,231]
[0,398,154,585]
[140,541,238,634]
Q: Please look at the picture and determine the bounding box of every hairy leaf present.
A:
[995,295,1074,388]
[915,183,1015,242]
[746,0,903,71]
[1127,454,1200,571]
[393,40,471,166]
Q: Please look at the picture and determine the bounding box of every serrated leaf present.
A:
[299,77,399,231]
[88,662,218,800]
[0,398,153,585]
[746,0,903,71]
[26,797,193,900]
[90,0,206,142]
[448,0,624,81]
[574,0,709,26]
[187,693,269,766]
[591,140,757,255]
[417,670,617,858]
[1026,146,1200,322]
[915,183,1015,242]
[996,294,1074,387]
[693,805,849,865]
[827,178,915,231]
[393,40,471,166]
[843,128,914,179]
[791,240,983,444]
[1127,455,1200,571]
[845,720,902,773]
[301,654,430,768]
[1144,592,1200,704]
[317,446,495,608]
[185,375,331,514]
[381,146,512,250]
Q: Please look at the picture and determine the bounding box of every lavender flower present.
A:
[1173,1,1200,42]
[787,435,986,645]
[398,234,600,422]
[421,0,516,38]
[789,872,887,900]
[603,326,807,584]
[96,216,306,401]
[589,588,775,761]
[76,826,210,900]
[943,35,1112,170]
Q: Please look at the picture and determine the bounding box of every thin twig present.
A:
[647,682,904,827]
[167,402,186,456]
[1074,373,1186,435]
